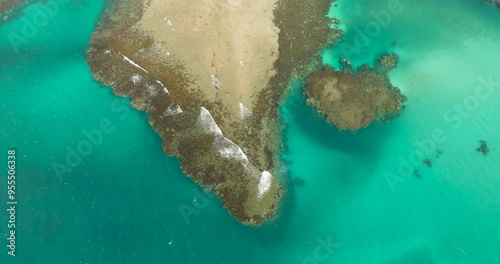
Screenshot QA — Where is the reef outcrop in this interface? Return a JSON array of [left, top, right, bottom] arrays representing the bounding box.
[[376, 53, 399, 71], [476, 140, 489, 155], [304, 56, 405, 131]]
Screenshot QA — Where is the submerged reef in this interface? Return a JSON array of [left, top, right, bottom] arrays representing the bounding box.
[[376, 53, 399, 71], [0, 0, 19, 17], [304, 56, 405, 131], [476, 140, 489, 155], [422, 159, 433, 167], [0, 0, 18, 12], [87, 0, 339, 225]]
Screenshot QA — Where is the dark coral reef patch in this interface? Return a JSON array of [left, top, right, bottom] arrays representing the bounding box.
[[304, 55, 405, 131]]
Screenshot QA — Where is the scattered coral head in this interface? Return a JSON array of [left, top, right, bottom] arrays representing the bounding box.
[[376, 52, 399, 71]]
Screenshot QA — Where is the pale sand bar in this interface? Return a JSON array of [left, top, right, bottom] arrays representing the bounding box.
[[136, 0, 280, 115]]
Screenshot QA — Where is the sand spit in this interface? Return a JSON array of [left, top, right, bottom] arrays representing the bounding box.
[[87, 0, 340, 224]]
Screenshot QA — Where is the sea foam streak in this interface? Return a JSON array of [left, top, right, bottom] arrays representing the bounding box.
[[197, 107, 273, 198]]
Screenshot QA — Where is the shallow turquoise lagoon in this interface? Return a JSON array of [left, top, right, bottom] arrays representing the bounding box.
[[0, 0, 499, 263]]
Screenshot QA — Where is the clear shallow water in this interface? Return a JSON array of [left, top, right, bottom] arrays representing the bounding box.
[[0, 0, 499, 263]]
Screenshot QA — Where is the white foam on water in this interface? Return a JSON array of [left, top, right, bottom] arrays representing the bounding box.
[[197, 107, 273, 198], [211, 75, 223, 89], [197, 107, 223, 136], [121, 53, 149, 73], [242, 162, 261, 177], [131, 74, 142, 85], [258, 171, 272, 198], [238, 102, 252, 119], [215, 137, 249, 162], [155, 80, 169, 94], [164, 105, 183, 116], [146, 85, 158, 96]]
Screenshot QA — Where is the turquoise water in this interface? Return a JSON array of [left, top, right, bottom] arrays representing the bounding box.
[[1, 0, 499, 263]]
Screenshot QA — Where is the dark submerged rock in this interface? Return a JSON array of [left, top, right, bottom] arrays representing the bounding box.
[[422, 159, 433, 167], [414, 169, 421, 178], [476, 140, 489, 155]]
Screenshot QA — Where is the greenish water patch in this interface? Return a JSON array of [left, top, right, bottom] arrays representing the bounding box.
[[1, 0, 499, 263], [296, 0, 500, 262]]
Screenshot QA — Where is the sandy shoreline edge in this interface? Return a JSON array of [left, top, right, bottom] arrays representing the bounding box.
[[87, 0, 340, 225]]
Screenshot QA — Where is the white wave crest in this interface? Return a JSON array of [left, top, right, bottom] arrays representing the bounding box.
[[155, 80, 169, 94], [121, 53, 149, 73], [238, 102, 252, 119], [164, 105, 183, 116], [131, 74, 142, 84], [211, 74, 223, 89], [258, 171, 272, 198], [197, 107, 223, 136], [215, 137, 248, 162]]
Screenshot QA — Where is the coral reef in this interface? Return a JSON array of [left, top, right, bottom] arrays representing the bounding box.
[[0, 0, 20, 19], [304, 56, 405, 131], [376, 52, 399, 71], [0, 0, 18, 13]]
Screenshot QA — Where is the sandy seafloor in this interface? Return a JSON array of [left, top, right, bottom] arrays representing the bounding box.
[[0, 0, 499, 263]]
